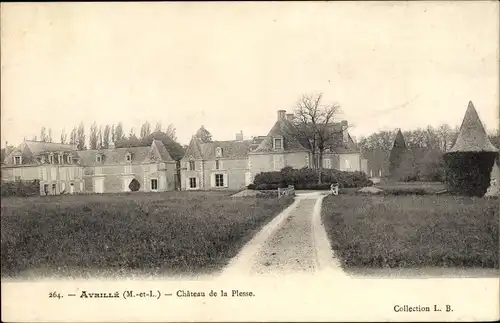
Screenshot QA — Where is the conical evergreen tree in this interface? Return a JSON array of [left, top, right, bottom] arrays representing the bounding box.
[[389, 129, 407, 179], [444, 101, 499, 196]]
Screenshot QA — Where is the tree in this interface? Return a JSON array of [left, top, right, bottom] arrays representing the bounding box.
[[389, 129, 407, 178], [60, 128, 67, 144], [89, 122, 98, 150], [140, 121, 151, 139], [111, 124, 115, 143], [77, 122, 86, 150], [165, 124, 177, 141], [98, 125, 103, 149], [195, 126, 212, 143], [70, 126, 78, 145], [114, 122, 124, 142], [1, 144, 15, 164], [285, 93, 343, 183], [48, 128, 53, 143], [103, 125, 111, 148], [40, 127, 48, 142], [154, 122, 162, 133], [358, 131, 395, 152]]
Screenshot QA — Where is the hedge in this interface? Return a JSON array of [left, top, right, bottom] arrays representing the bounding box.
[[249, 167, 373, 190], [444, 152, 497, 197], [1, 180, 40, 197]]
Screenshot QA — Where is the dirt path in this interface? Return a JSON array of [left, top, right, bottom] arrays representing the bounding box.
[[221, 192, 345, 277]]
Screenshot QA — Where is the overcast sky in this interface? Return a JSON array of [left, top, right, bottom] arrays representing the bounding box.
[[1, 2, 498, 147]]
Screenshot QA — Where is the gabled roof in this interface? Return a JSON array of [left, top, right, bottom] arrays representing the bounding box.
[[3, 140, 78, 166], [24, 140, 78, 154], [448, 101, 498, 153], [183, 136, 204, 160], [151, 140, 174, 161], [252, 119, 309, 153], [329, 133, 360, 154], [200, 140, 252, 159]]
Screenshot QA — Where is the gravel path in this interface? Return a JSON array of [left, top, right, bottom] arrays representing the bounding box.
[[250, 198, 317, 275], [221, 192, 345, 278]]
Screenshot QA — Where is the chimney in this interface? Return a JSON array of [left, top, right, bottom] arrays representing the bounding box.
[[341, 120, 349, 144], [277, 110, 286, 121], [235, 130, 243, 141], [286, 113, 294, 122]]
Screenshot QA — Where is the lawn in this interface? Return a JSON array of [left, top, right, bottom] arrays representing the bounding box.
[[321, 195, 499, 269], [1, 191, 293, 278]]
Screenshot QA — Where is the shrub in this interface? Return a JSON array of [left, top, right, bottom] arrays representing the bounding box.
[[1, 180, 40, 197], [128, 178, 141, 192], [444, 152, 497, 196], [252, 167, 372, 189], [382, 188, 428, 196]]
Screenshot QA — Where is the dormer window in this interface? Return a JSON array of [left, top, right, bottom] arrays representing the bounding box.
[[49, 154, 54, 164], [13, 155, 22, 165], [41, 156, 46, 164], [96, 154, 103, 163], [66, 155, 72, 164], [215, 147, 223, 158], [58, 154, 63, 164], [273, 137, 283, 150], [125, 153, 132, 162]]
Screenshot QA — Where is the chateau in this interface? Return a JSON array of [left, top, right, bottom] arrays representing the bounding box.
[[180, 110, 366, 191], [1, 110, 366, 195], [1, 140, 176, 195]]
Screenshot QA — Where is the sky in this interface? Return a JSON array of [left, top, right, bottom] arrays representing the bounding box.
[[1, 1, 499, 148]]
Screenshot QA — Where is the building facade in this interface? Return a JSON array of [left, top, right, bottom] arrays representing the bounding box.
[[1, 140, 176, 195], [180, 110, 367, 190]]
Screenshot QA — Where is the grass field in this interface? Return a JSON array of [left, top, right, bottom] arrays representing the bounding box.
[[322, 194, 499, 269], [1, 191, 293, 278]]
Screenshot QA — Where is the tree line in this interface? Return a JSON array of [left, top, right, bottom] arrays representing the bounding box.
[[33, 121, 184, 160], [358, 125, 499, 153]]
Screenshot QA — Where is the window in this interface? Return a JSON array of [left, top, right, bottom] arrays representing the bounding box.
[[58, 155, 63, 164], [66, 155, 72, 164], [15, 176, 21, 182], [51, 167, 57, 181], [274, 138, 283, 150], [151, 179, 158, 191], [215, 174, 224, 187], [189, 161, 195, 171], [215, 160, 220, 170], [125, 154, 131, 162], [14, 156, 21, 165], [41, 168, 47, 180], [49, 154, 54, 164], [189, 177, 197, 188], [323, 158, 332, 169], [273, 154, 284, 171], [96, 155, 102, 163], [345, 159, 351, 170]]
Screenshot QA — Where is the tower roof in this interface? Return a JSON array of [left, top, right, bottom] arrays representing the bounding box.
[[448, 101, 498, 153]]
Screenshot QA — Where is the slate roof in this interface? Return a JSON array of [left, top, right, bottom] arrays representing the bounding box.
[[329, 134, 360, 154], [24, 141, 78, 153], [76, 141, 173, 166], [3, 141, 78, 166], [448, 101, 498, 153], [3, 140, 173, 167], [252, 119, 309, 153], [183, 136, 204, 160], [182, 135, 252, 160]]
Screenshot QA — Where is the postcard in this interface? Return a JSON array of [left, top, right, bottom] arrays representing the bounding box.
[[1, 1, 499, 322]]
